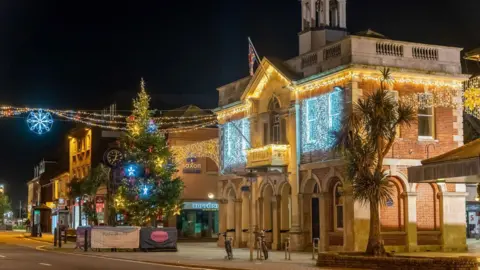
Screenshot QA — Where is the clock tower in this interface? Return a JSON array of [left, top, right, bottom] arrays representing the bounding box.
[[299, 0, 348, 55]]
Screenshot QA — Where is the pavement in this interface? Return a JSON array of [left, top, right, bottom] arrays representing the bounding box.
[[18, 232, 480, 270]]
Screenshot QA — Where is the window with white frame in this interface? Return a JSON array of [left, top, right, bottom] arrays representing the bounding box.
[[306, 99, 317, 143], [418, 93, 434, 138], [329, 90, 342, 130]]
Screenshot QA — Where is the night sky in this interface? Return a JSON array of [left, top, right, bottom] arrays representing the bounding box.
[[0, 0, 479, 209]]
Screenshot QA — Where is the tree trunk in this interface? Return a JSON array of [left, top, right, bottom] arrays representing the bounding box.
[[365, 200, 386, 256]]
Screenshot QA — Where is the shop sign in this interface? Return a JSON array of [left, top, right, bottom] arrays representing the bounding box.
[[58, 198, 65, 206], [96, 196, 105, 204], [183, 201, 218, 211], [183, 157, 201, 174], [467, 203, 480, 212]]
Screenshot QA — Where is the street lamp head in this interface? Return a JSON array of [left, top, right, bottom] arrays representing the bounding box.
[[208, 193, 215, 199]]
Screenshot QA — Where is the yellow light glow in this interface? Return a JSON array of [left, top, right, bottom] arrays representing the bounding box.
[[246, 144, 290, 153], [171, 139, 219, 167]]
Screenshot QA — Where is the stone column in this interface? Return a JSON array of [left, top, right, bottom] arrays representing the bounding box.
[[234, 199, 243, 248], [318, 192, 329, 252], [404, 192, 418, 252], [299, 194, 305, 232], [343, 185, 355, 251], [218, 199, 228, 247], [257, 197, 264, 231], [272, 195, 282, 250], [440, 192, 468, 252], [337, 0, 347, 28]]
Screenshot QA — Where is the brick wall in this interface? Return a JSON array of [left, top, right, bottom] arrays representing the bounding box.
[[416, 183, 440, 231], [317, 253, 478, 270], [380, 178, 405, 232], [358, 81, 459, 161]]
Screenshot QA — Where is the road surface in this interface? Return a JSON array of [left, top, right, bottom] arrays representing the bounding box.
[[0, 232, 204, 270]]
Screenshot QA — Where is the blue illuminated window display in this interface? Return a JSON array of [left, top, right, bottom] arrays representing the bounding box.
[[301, 87, 344, 154], [220, 118, 250, 173]]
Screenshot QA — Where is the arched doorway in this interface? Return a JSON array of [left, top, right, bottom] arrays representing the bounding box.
[[312, 183, 320, 239]]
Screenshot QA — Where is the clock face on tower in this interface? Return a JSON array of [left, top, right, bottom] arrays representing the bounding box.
[[103, 148, 123, 167]]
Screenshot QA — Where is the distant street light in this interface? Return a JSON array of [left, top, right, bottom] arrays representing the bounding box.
[[207, 193, 215, 199]]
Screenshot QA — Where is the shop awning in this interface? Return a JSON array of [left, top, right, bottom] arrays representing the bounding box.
[[407, 139, 480, 183]]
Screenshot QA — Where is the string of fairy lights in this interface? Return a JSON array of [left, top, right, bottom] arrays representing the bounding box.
[[0, 105, 218, 135]]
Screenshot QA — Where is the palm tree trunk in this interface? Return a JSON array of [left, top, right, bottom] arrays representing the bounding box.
[[366, 200, 385, 256]]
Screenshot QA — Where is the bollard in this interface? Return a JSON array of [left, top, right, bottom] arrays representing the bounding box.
[[84, 230, 88, 252], [312, 238, 319, 260], [53, 228, 57, 247], [58, 228, 62, 248], [284, 237, 291, 260]]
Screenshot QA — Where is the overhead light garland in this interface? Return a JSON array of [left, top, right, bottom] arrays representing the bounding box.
[[171, 138, 219, 167]]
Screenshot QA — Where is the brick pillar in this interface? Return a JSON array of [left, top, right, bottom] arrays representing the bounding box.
[[218, 199, 228, 247], [440, 192, 468, 252], [404, 192, 418, 252], [318, 192, 329, 252], [343, 186, 355, 251], [234, 199, 243, 248], [272, 195, 281, 250]]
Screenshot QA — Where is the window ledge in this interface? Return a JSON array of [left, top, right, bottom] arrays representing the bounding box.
[[418, 136, 438, 142]]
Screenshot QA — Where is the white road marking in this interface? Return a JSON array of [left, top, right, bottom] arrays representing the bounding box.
[[0, 255, 5, 258], [39, 263, 52, 266], [36, 246, 215, 269]]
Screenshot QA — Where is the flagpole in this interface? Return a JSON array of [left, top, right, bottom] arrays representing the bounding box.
[[248, 37, 269, 79]]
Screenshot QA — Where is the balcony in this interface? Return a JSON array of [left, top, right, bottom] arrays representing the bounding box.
[[246, 144, 290, 168]]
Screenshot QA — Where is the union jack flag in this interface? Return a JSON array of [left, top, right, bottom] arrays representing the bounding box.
[[249, 41, 256, 76]]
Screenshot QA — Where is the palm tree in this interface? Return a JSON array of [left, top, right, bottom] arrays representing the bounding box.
[[336, 68, 416, 256]]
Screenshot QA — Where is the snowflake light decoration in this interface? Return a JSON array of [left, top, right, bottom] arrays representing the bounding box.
[[26, 109, 54, 135]]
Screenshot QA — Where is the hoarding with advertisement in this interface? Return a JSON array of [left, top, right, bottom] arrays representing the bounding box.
[[91, 226, 140, 249], [139, 227, 177, 250]]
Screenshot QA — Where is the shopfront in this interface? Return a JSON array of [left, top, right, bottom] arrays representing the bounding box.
[[467, 202, 480, 238], [176, 201, 219, 239]]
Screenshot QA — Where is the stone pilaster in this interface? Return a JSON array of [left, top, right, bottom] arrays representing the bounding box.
[[343, 186, 355, 251], [440, 192, 468, 252], [404, 192, 418, 252], [272, 195, 282, 250], [257, 197, 264, 231], [318, 192, 329, 252], [218, 199, 228, 247], [234, 199, 243, 248]]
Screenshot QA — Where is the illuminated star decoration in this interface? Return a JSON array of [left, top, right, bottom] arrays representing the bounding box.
[[127, 166, 136, 177], [26, 109, 54, 135], [142, 185, 149, 195], [147, 119, 157, 133]]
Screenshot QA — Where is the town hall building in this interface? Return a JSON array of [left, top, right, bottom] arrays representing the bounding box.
[[215, 0, 470, 252]]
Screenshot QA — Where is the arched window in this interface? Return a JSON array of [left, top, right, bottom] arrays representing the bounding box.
[[266, 96, 286, 145], [333, 182, 343, 230]]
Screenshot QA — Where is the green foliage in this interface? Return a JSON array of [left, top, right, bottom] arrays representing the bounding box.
[[335, 68, 416, 255], [117, 80, 184, 226], [67, 164, 110, 225]]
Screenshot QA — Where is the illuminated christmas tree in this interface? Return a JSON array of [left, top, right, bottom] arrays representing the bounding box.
[[116, 79, 183, 226]]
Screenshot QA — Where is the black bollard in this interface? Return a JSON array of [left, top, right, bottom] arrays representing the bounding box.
[[84, 230, 88, 252], [58, 228, 62, 248], [53, 228, 57, 247]]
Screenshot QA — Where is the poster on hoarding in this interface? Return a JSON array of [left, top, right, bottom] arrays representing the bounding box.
[[139, 227, 177, 250], [91, 226, 140, 249], [76, 226, 92, 249]]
